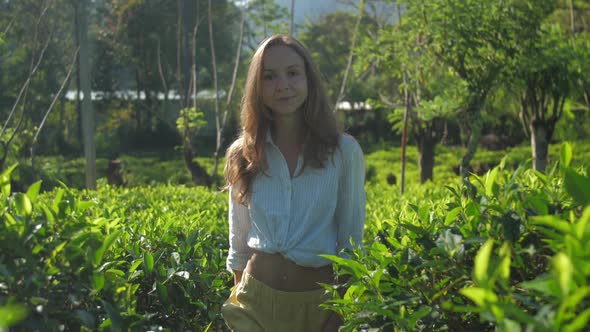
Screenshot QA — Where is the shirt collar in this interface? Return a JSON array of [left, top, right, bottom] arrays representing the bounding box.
[[265, 128, 274, 145]]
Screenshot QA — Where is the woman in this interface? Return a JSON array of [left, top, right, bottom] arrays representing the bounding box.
[[222, 34, 366, 331]]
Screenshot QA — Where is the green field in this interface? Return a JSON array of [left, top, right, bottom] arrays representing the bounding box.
[[1, 142, 589, 331]]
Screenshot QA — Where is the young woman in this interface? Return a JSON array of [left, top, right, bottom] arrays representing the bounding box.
[[222, 34, 366, 331]]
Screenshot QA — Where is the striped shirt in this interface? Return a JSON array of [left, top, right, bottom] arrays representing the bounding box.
[[226, 132, 366, 271]]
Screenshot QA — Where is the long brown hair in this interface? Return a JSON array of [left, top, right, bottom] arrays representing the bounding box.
[[224, 34, 341, 203]]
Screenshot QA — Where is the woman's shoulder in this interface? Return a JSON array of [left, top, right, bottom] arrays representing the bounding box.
[[338, 133, 363, 154]]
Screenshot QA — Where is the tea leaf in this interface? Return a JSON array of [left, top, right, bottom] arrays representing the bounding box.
[[460, 287, 498, 306], [564, 308, 590, 332], [15, 193, 32, 216], [560, 142, 572, 169], [0, 164, 18, 197], [474, 240, 494, 284], [520, 274, 559, 297], [143, 251, 154, 274], [0, 304, 28, 328], [564, 168, 590, 206], [532, 216, 571, 234], [26, 180, 42, 202], [445, 206, 462, 225], [552, 253, 573, 296], [485, 166, 499, 197], [93, 230, 121, 267]]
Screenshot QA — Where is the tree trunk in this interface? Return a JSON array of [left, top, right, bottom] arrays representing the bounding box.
[[78, 0, 96, 189], [177, 0, 211, 186], [530, 121, 549, 173], [74, 1, 83, 148], [418, 135, 435, 183], [183, 138, 212, 186], [460, 104, 483, 186], [211, 3, 246, 187]]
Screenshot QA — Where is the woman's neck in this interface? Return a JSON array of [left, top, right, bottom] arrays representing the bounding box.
[[271, 113, 304, 147]]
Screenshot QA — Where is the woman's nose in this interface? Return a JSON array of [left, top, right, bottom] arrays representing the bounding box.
[[274, 75, 289, 90]]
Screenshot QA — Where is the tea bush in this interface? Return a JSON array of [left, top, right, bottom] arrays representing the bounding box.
[[1, 142, 589, 331], [322, 143, 590, 331], [0, 171, 231, 331]]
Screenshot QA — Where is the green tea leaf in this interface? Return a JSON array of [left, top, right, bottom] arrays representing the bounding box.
[[0, 164, 18, 197], [460, 287, 498, 306], [144, 251, 154, 274], [552, 252, 573, 296], [156, 282, 169, 307], [92, 273, 105, 291], [562, 286, 590, 311], [474, 240, 494, 284], [128, 259, 142, 274], [564, 308, 590, 332], [93, 230, 121, 267], [485, 166, 499, 197], [445, 206, 462, 225], [15, 193, 32, 216], [564, 168, 590, 206], [532, 216, 571, 234], [574, 207, 590, 240], [498, 242, 511, 280], [520, 274, 559, 297], [26, 180, 42, 202], [560, 142, 573, 169], [0, 304, 28, 328]]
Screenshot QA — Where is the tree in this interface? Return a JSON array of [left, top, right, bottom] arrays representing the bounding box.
[[242, 0, 289, 49], [209, 0, 246, 186], [299, 8, 379, 103], [0, 0, 76, 170], [78, 0, 97, 189], [356, 10, 465, 184], [401, 0, 554, 186], [516, 24, 577, 172]]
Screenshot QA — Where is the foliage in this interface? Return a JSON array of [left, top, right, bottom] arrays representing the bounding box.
[[322, 142, 590, 331], [299, 9, 379, 103], [0, 168, 231, 330], [176, 107, 207, 138], [1, 141, 590, 330]]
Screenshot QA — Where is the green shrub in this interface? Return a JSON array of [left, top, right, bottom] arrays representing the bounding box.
[[321, 143, 590, 331]]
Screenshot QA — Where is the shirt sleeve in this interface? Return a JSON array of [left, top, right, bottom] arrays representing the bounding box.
[[335, 135, 367, 257], [226, 184, 253, 272]]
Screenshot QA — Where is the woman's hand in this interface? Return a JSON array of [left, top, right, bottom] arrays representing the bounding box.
[[322, 312, 343, 332]]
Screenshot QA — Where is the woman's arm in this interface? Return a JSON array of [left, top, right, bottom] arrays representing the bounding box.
[[334, 135, 366, 256], [226, 185, 253, 275]]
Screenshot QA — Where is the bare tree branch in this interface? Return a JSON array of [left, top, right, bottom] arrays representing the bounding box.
[[211, 7, 246, 184], [1, 34, 51, 136], [334, 0, 365, 110], [31, 47, 79, 158], [157, 37, 169, 94]]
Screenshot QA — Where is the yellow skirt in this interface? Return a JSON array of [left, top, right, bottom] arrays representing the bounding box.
[[221, 272, 333, 331]]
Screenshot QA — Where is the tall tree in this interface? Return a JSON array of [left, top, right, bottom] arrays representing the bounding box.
[[516, 24, 577, 172], [78, 0, 96, 189], [402, 0, 553, 186], [210, 1, 246, 185]]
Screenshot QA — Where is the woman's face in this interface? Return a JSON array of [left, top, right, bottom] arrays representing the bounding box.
[[260, 45, 308, 116]]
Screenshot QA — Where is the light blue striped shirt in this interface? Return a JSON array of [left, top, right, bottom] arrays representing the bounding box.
[[226, 133, 366, 271]]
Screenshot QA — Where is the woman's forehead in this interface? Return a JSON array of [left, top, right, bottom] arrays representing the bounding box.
[[262, 45, 305, 71]]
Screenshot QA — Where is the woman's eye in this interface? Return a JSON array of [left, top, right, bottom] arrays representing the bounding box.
[[263, 74, 274, 80], [288, 71, 299, 77]]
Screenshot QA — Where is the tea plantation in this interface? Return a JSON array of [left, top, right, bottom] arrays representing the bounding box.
[[1, 143, 589, 331]]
